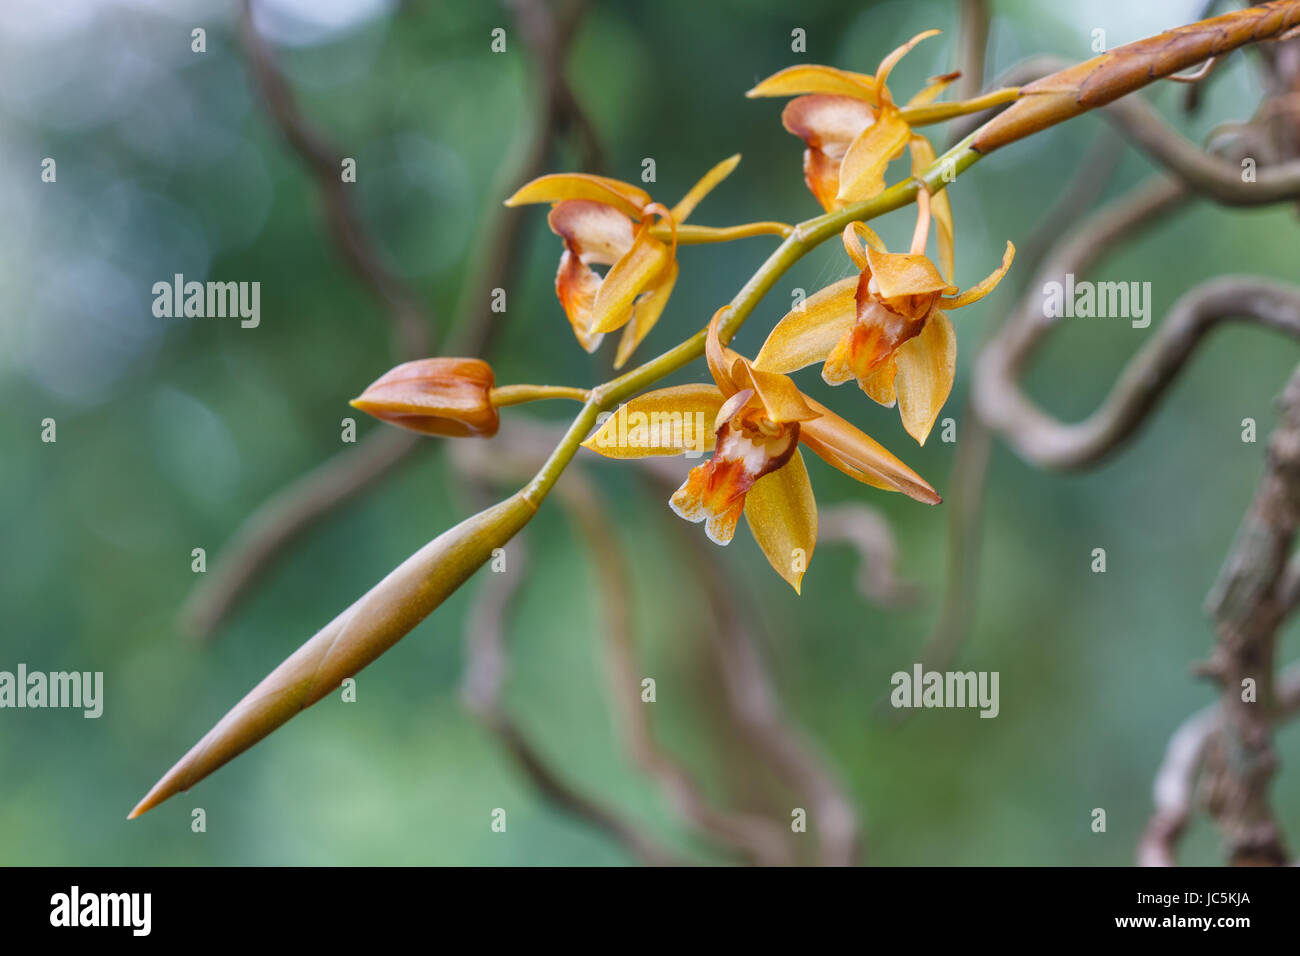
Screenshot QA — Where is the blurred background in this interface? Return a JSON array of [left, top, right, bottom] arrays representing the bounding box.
[[2, 0, 1298, 865]]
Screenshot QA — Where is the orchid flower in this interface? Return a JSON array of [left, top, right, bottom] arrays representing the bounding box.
[[755, 196, 1013, 445], [583, 310, 939, 591], [749, 35, 952, 207], [506, 156, 741, 367]]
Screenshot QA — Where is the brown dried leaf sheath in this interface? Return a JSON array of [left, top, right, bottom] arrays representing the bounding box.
[[973, 0, 1300, 153]]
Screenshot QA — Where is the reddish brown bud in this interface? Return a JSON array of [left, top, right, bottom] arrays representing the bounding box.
[[351, 358, 498, 438]]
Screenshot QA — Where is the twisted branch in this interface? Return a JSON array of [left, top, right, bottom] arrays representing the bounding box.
[[1140, 371, 1300, 865], [817, 504, 919, 610], [1138, 704, 1220, 866], [1197, 364, 1300, 864], [236, 0, 429, 358], [1139, 660, 1300, 866], [971, 175, 1188, 467], [977, 265, 1300, 470]]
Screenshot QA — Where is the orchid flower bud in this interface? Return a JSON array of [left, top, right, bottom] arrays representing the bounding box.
[[351, 358, 499, 438]]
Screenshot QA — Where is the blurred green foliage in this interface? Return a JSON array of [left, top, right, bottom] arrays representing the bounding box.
[[1, 0, 1297, 865]]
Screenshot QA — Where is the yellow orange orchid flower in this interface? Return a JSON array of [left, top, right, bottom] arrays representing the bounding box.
[[505, 156, 740, 367], [754, 197, 1013, 446], [582, 310, 940, 592], [747, 30, 957, 226]]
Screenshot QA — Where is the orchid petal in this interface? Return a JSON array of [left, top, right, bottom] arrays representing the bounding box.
[[874, 29, 942, 103], [820, 297, 910, 400], [714, 388, 755, 431], [555, 245, 606, 352], [705, 308, 744, 394], [781, 95, 877, 155], [614, 259, 678, 369], [754, 276, 858, 374], [907, 70, 962, 108], [799, 397, 941, 504], [857, 355, 899, 407], [802, 147, 842, 212], [671, 154, 740, 223], [671, 453, 763, 546], [505, 173, 650, 219], [782, 95, 880, 209], [848, 220, 889, 254], [820, 327, 857, 387], [841, 224, 871, 271], [747, 65, 878, 102], [865, 245, 955, 299], [591, 230, 672, 335], [581, 384, 724, 458], [745, 449, 818, 593], [549, 200, 637, 349], [841, 220, 887, 272], [894, 310, 956, 445], [732, 362, 819, 424], [547, 199, 636, 264], [940, 241, 1015, 309], [835, 109, 911, 204]]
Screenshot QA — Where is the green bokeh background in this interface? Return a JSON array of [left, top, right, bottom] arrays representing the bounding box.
[[2, 0, 1297, 865]]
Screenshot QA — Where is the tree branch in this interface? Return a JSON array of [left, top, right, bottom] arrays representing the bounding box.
[[956, 0, 990, 104], [977, 270, 1300, 470], [1138, 660, 1300, 866], [817, 504, 919, 610], [237, 0, 430, 358], [1197, 364, 1300, 864], [971, 175, 1191, 469]]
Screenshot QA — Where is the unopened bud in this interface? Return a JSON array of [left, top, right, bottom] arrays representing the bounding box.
[[129, 491, 538, 819], [351, 358, 498, 437]]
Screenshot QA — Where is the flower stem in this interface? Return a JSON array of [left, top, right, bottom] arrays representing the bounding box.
[[899, 86, 1021, 127], [490, 384, 591, 407], [652, 221, 795, 244]]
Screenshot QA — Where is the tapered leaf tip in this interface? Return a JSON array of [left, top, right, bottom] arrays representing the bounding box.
[[127, 776, 177, 820]]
